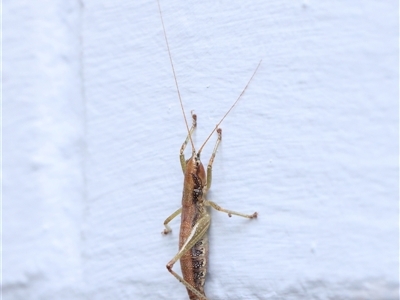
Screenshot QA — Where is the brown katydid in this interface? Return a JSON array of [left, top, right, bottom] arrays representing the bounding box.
[[157, 1, 261, 299]]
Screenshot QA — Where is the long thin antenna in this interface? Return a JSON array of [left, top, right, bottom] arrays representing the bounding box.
[[198, 59, 262, 155], [157, 0, 196, 153]]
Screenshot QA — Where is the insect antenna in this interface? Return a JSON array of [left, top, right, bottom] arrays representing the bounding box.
[[157, 0, 196, 154], [198, 59, 262, 155]]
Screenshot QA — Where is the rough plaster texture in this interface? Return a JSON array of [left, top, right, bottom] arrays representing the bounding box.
[[3, 0, 399, 299]]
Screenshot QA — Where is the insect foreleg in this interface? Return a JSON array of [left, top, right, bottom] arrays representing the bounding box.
[[166, 213, 211, 300], [206, 128, 222, 190], [162, 207, 182, 234], [180, 112, 197, 173]]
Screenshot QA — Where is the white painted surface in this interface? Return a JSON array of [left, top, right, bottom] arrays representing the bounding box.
[[3, 0, 398, 299]]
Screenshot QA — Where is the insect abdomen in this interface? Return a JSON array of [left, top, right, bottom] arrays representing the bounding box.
[[192, 235, 209, 295]]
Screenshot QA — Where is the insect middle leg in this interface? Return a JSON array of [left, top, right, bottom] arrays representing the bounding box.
[[162, 207, 182, 234], [162, 113, 198, 235], [206, 200, 258, 219], [205, 128, 258, 219]]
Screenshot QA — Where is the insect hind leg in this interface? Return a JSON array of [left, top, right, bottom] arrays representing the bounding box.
[[166, 213, 211, 300]]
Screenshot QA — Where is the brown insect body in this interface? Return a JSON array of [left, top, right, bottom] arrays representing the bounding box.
[[180, 155, 208, 299], [163, 117, 257, 300], [157, 1, 260, 299]]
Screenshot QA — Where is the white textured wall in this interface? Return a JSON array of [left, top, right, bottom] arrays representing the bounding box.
[[3, 0, 398, 299]]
